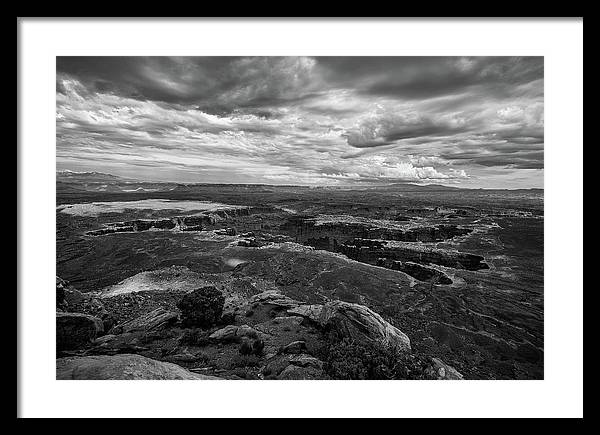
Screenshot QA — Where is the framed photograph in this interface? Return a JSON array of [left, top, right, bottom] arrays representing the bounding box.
[[17, 18, 583, 418]]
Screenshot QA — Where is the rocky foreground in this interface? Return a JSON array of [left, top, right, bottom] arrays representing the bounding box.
[[56, 276, 462, 380]]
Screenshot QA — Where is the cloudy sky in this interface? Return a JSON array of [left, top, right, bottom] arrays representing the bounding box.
[[56, 56, 543, 188]]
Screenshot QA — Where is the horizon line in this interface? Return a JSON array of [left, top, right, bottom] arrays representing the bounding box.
[[56, 170, 544, 191]]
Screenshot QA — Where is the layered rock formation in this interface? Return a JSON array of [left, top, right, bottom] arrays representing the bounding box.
[[86, 207, 253, 236], [342, 239, 488, 271], [284, 215, 472, 246], [109, 307, 179, 334], [279, 215, 487, 285], [376, 258, 453, 284], [286, 299, 411, 352]]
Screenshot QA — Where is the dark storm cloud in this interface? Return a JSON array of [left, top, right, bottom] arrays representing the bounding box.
[[441, 149, 544, 169], [57, 56, 322, 112], [56, 56, 544, 188], [57, 56, 543, 108], [58, 57, 235, 103], [342, 112, 470, 148], [316, 56, 543, 99]]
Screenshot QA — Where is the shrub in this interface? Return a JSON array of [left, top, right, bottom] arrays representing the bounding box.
[[238, 337, 264, 356], [56, 286, 65, 308], [193, 351, 211, 366], [176, 286, 225, 328], [317, 334, 430, 380], [252, 338, 265, 356], [239, 339, 253, 355]]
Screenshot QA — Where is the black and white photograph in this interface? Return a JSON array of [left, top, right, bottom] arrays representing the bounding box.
[[18, 18, 583, 418], [54, 55, 545, 381]]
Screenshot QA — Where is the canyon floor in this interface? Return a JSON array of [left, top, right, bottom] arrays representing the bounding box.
[[56, 172, 544, 380]]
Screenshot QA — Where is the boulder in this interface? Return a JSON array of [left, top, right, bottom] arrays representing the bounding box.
[[209, 324, 260, 341], [425, 358, 464, 380], [56, 354, 220, 380], [290, 301, 411, 352], [261, 353, 326, 380], [272, 316, 304, 327], [87, 332, 151, 355], [93, 334, 117, 345], [250, 291, 411, 353], [57, 312, 104, 351], [248, 291, 299, 309], [111, 307, 178, 334], [209, 325, 238, 341]]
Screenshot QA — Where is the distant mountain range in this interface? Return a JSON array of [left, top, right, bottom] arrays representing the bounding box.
[[377, 183, 542, 192], [56, 170, 543, 192], [57, 170, 135, 183]]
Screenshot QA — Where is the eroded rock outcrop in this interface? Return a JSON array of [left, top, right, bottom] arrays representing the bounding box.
[[85, 207, 255, 236], [242, 291, 411, 352], [109, 307, 179, 334], [376, 258, 453, 284], [285, 215, 472, 246], [287, 300, 412, 352], [248, 290, 300, 309], [209, 324, 260, 341], [279, 216, 486, 284], [340, 239, 488, 273]]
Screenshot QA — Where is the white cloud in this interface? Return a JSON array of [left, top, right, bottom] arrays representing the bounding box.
[[56, 57, 543, 187]]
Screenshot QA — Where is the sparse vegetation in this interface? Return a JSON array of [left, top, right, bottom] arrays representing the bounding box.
[[317, 333, 430, 380], [231, 367, 256, 379], [178, 328, 211, 347], [218, 312, 236, 325], [229, 353, 261, 368], [238, 337, 265, 356]]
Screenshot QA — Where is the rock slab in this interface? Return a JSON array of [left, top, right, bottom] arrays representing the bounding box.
[[289, 300, 411, 352], [56, 354, 221, 380], [111, 307, 178, 334]]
